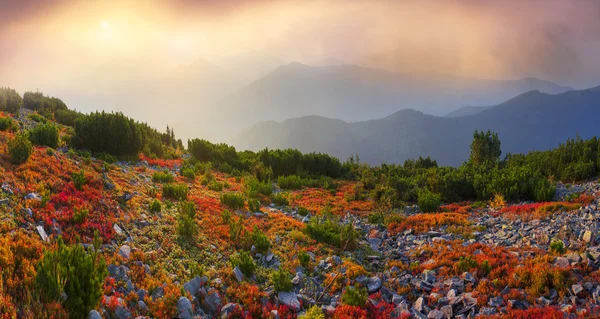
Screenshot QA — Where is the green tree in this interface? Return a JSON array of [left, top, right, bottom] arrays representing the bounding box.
[[0, 87, 22, 114], [8, 133, 33, 164], [469, 130, 501, 167], [35, 232, 107, 319], [28, 123, 59, 148]]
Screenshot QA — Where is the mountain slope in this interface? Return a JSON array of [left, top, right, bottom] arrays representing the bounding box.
[[212, 63, 571, 139], [233, 86, 600, 166], [445, 105, 492, 117]]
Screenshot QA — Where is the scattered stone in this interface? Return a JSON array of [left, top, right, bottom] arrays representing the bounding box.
[[36, 225, 49, 242], [119, 245, 131, 259], [278, 292, 300, 312]]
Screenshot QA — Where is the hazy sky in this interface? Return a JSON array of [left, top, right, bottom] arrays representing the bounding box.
[[1, 0, 600, 90]]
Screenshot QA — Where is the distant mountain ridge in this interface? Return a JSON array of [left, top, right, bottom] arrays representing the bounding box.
[[208, 62, 571, 141], [232, 86, 600, 166]]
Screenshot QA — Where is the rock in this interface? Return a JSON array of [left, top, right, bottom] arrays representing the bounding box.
[[0, 198, 9, 205], [177, 297, 193, 319], [118, 245, 131, 259], [137, 300, 149, 314], [36, 225, 49, 242], [488, 296, 504, 307], [479, 307, 497, 316], [583, 230, 594, 243], [572, 284, 584, 296], [113, 224, 125, 236], [233, 267, 244, 282], [292, 272, 303, 286], [203, 290, 222, 314], [462, 272, 476, 284], [184, 276, 206, 297], [88, 310, 102, 319], [428, 309, 445, 319], [278, 291, 300, 312], [355, 275, 368, 286], [441, 305, 453, 318], [368, 238, 382, 250], [221, 303, 239, 318], [413, 297, 425, 312], [24, 193, 42, 201], [554, 257, 570, 268], [367, 276, 383, 293], [114, 306, 131, 319]]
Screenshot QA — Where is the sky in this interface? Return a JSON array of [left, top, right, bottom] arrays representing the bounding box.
[[1, 0, 600, 140]]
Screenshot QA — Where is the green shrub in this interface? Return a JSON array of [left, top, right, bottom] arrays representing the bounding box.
[[244, 177, 272, 198], [0, 87, 22, 114], [297, 206, 309, 216], [72, 170, 87, 191], [418, 190, 441, 213], [181, 167, 195, 180], [248, 198, 261, 212], [152, 171, 174, 183], [305, 216, 358, 250], [72, 208, 89, 224], [229, 216, 245, 244], [251, 227, 270, 254], [367, 212, 386, 225], [149, 199, 161, 213], [270, 193, 289, 206], [270, 267, 292, 292], [298, 251, 310, 268], [55, 109, 82, 126], [221, 209, 233, 224], [162, 183, 188, 200], [277, 175, 306, 190], [28, 113, 47, 123], [550, 240, 566, 254], [230, 251, 255, 277], [28, 123, 59, 148], [45, 148, 54, 156], [341, 286, 367, 307], [177, 201, 197, 242], [298, 306, 325, 319], [0, 117, 15, 131], [220, 192, 245, 210], [8, 133, 33, 164], [208, 180, 224, 192], [35, 232, 107, 319]]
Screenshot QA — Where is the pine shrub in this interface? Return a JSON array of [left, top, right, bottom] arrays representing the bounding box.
[[8, 133, 33, 164]]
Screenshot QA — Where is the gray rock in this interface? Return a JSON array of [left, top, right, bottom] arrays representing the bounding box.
[[233, 267, 244, 282], [137, 300, 149, 314], [355, 275, 368, 286], [572, 284, 584, 296], [203, 290, 222, 314], [488, 296, 504, 307], [114, 306, 131, 319], [36, 225, 49, 242], [583, 230, 594, 243], [367, 276, 382, 293], [119, 245, 131, 259], [428, 309, 445, 319], [413, 296, 425, 312], [184, 276, 205, 297], [177, 297, 193, 319], [462, 272, 476, 284], [278, 291, 300, 312], [24, 193, 42, 201], [88, 310, 102, 319], [113, 224, 125, 236], [0, 198, 9, 205], [221, 303, 239, 318], [441, 305, 453, 318], [554, 257, 570, 268]]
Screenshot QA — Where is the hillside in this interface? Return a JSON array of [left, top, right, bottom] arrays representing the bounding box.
[[2, 89, 600, 318], [234, 86, 600, 166], [210, 63, 571, 140], [445, 105, 492, 117]]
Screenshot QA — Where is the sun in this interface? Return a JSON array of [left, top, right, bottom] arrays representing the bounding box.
[[100, 21, 109, 29]]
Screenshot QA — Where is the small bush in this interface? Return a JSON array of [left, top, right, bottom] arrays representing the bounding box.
[[270, 193, 289, 206], [152, 171, 174, 183], [55, 109, 81, 126], [221, 209, 233, 224], [229, 216, 245, 245], [490, 194, 506, 209], [0, 87, 22, 113], [221, 192, 245, 210], [8, 133, 33, 164], [72, 170, 87, 191], [177, 201, 197, 242], [149, 199, 161, 213], [181, 167, 195, 180], [305, 216, 358, 250], [230, 251, 256, 277], [72, 208, 89, 224], [0, 117, 15, 131], [550, 240, 566, 254], [244, 177, 272, 198], [28, 123, 59, 148], [298, 251, 310, 268], [248, 198, 261, 212], [28, 113, 47, 123], [45, 148, 54, 156], [418, 190, 441, 213], [270, 267, 293, 292], [297, 206, 309, 216], [208, 180, 224, 192], [367, 212, 386, 225], [341, 286, 367, 307], [162, 183, 188, 200], [299, 306, 325, 319], [251, 227, 270, 254]]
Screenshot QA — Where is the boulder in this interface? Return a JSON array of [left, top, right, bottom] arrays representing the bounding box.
[[278, 291, 300, 312], [119, 245, 131, 259]]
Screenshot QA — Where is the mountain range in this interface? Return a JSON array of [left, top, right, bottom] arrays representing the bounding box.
[[232, 85, 600, 166]]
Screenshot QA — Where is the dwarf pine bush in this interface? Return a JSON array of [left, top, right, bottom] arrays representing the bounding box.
[[8, 133, 33, 164]]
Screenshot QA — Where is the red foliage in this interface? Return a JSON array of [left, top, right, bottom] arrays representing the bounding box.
[[139, 154, 182, 169]]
